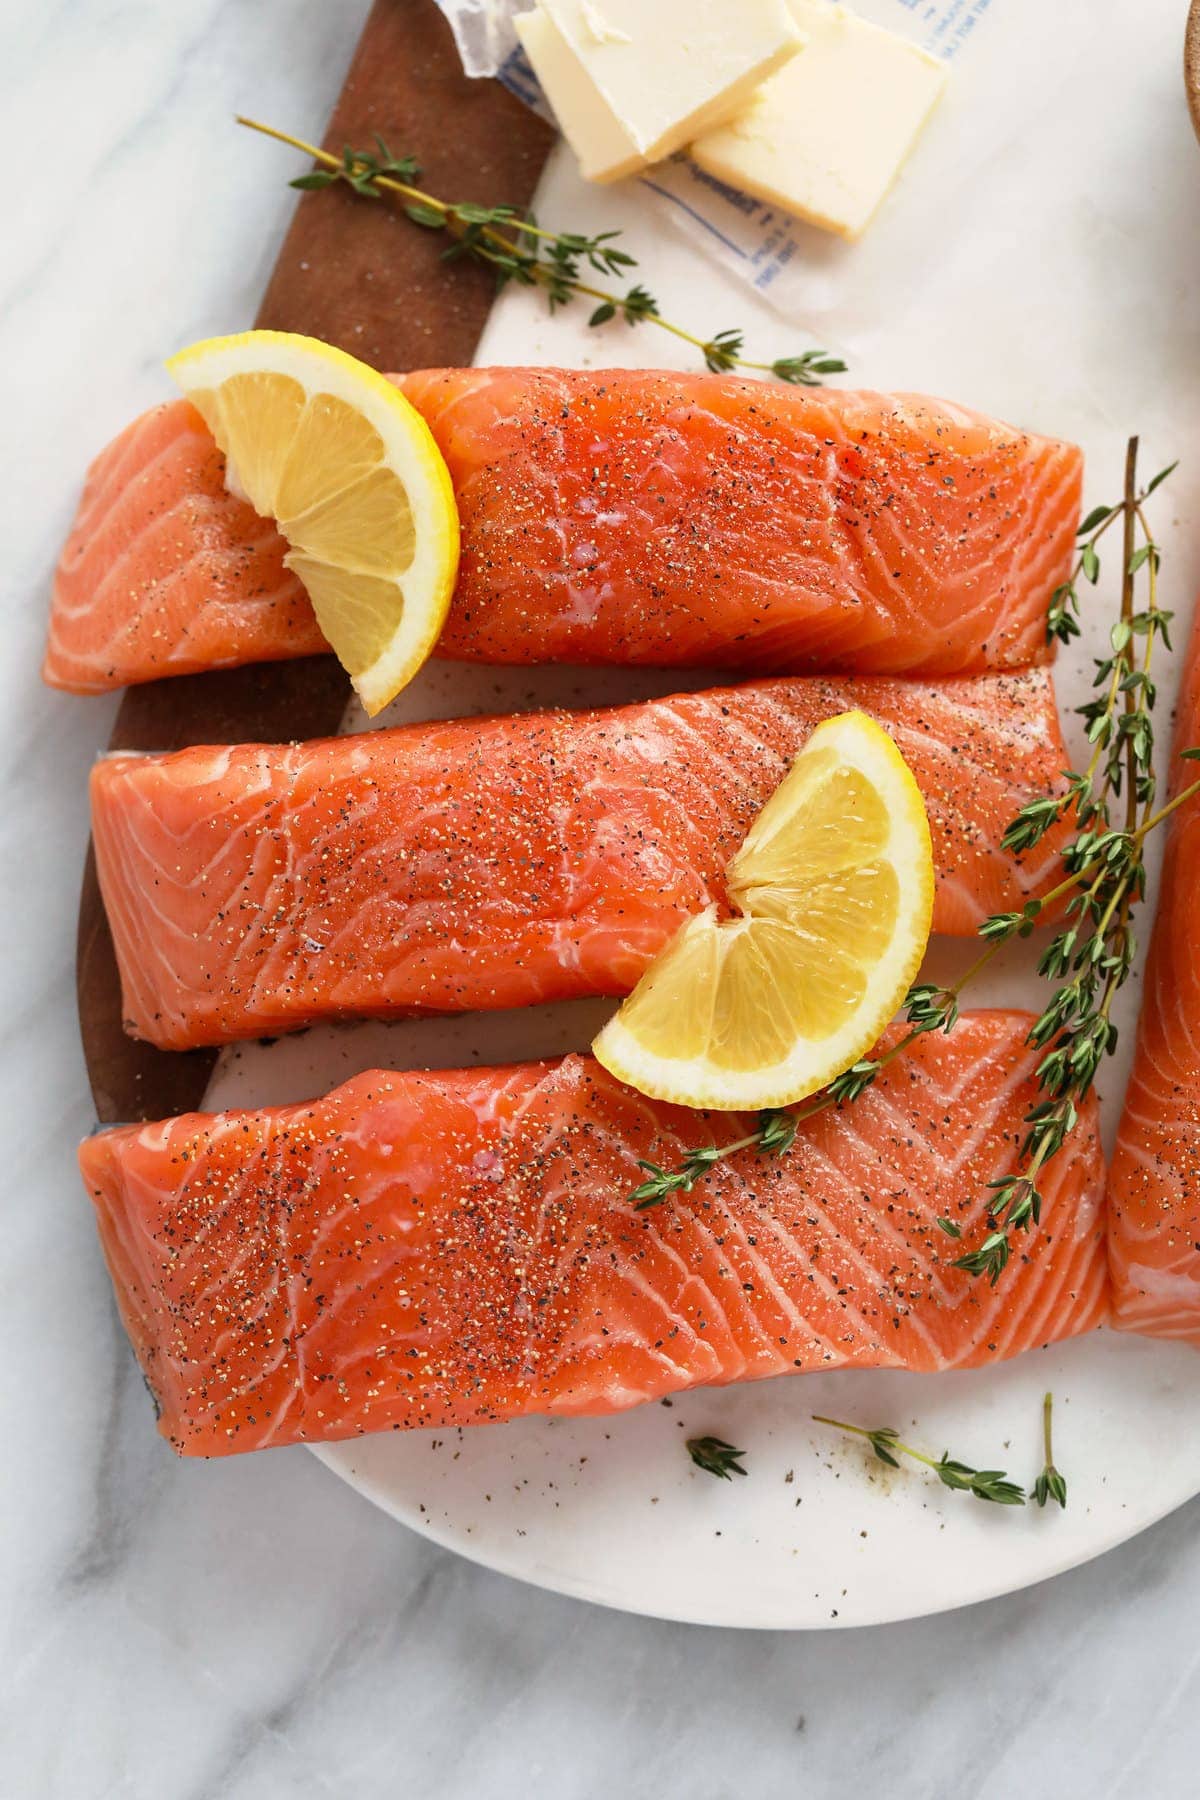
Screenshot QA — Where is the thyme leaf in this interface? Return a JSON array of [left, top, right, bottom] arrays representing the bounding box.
[[687, 1436, 748, 1480]]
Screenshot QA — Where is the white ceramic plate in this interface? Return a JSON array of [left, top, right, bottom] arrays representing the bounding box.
[[206, 0, 1200, 1626], [308, 1336, 1200, 1629], [206, 897, 1200, 1629]]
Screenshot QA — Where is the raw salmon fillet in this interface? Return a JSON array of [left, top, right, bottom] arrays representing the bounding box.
[[43, 372, 1083, 693], [1109, 620, 1200, 1344], [91, 670, 1073, 1050], [43, 401, 326, 693], [79, 1013, 1109, 1456]]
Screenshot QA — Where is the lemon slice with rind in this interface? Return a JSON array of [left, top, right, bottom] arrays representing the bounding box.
[[166, 330, 458, 716], [592, 710, 934, 1111]]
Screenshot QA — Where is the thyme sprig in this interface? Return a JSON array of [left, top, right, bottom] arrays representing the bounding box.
[[626, 932, 1013, 1212], [237, 116, 846, 387], [944, 439, 1190, 1280], [812, 1415, 1026, 1506], [687, 1436, 748, 1480], [626, 442, 1199, 1286], [692, 1396, 1067, 1503], [630, 1111, 797, 1209], [1033, 1391, 1067, 1509]]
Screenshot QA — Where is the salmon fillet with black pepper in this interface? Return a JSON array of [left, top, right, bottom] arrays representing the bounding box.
[[1109, 615, 1200, 1344], [79, 1012, 1109, 1456], [43, 370, 1083, 693], [91, 669, 1073, 1050]]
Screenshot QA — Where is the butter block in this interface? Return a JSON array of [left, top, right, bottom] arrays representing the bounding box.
[[515, 8, 646, 182], [691, 0, 948, 239], [518, 0, 803, 184]]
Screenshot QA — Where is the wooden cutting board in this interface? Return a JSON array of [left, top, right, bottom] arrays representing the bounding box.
[[76, 0, 554, 1124]]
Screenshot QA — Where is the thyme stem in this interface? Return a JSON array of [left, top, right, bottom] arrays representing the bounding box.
[[812, 1415, 1026, 1506], [237, 114, 846, 386], [1120, 438, 1141, 833], [1033, 1391, 1068, 1508], [1136, 774, 1200, 839]]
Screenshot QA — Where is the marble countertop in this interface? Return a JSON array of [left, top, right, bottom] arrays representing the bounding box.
[[4, 2, 1200, 1794]]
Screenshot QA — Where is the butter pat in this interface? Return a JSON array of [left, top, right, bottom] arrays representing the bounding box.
[[691, 0, 948, 239], [516, 0, 803, 183], [515, 9, 647, 181]]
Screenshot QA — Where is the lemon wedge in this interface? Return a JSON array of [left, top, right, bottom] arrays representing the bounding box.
[[167, 330, 459, 716], [592, 711, 934, 1111]]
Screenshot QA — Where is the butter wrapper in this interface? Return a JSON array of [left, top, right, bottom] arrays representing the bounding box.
[[431, 0, 1001, 317]]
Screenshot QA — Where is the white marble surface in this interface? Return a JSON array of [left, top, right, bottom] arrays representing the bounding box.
[[4, 0, 1200, 1793]]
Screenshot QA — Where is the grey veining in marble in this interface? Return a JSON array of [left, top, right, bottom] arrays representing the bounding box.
[[3, 2, 1200, 1796]]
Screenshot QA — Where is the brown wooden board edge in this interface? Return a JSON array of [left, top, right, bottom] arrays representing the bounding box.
[[76, 0, 554, 1123]]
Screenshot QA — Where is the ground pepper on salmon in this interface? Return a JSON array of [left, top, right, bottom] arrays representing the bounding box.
[[43, 369, 1083, 693], [79, 1013, 1109, 1457], [89, 670, 1075, 1050]]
